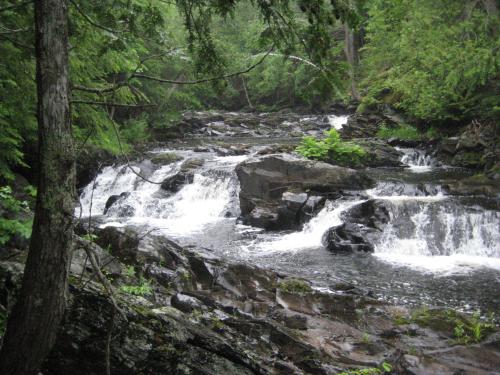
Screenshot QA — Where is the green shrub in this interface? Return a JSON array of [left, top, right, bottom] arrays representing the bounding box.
[[120, 278, 153, 297], [338, 362, 392, 375], [0, 186, 32, 245], [296, 129, 366, 165], [377, 124, 421, 141]]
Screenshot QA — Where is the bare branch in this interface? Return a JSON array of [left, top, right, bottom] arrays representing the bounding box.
[[69, 0, 125, 34], [131, 45, 274, 85], [71, 100, 156, 108], [71, 83, 127, 94]]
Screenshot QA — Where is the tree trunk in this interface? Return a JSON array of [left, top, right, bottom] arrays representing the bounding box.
[[0, 1, 74, 374], [344, 23, 362, 101]]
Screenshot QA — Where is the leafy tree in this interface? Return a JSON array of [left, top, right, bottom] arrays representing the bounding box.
[[0, 1, 356, 374], [360, 0, 499, 123]]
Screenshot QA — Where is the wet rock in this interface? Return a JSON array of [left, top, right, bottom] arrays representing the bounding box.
[[246, 206, 280, 230], [439, 137, 459, 155], [323, 200, 390, 253], [150, 152, 182, 165], [283, 314, 308, 330], [443, 174, 500, 197], [339, 112, 400, 139], [355, 139, 405, 168], [103, 192, 130, 215], [171, 293, 205, 313], [276, 192, 309, 229], [160, 158, 204, 192], [322, 223, 375, 253], [236, 154, 373, 229], [342, 199, 390, 230], [160, 171, 194, 192]]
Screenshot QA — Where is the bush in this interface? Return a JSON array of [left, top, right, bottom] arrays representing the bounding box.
[[296, 129, 366, 165], [0, 186, 33, 245], [377, 124, 421, 141]]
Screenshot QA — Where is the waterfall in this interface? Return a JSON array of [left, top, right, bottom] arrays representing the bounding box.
[[397, 147, 437, 173], [79, 152, 243, 237], [254, 200, 364, 253], [373, 199, 500, 273], [328, 115, 349, 130]]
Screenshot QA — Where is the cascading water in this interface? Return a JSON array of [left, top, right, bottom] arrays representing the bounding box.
[[397, 147, 438, 173], [79, 151, 243, 239], [78, 125, 500, 311], [328, 114, 349, 130]]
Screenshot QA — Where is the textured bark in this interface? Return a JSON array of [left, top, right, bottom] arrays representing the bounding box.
[[0, 1, 75, 374], [343, 23, 363, 101]]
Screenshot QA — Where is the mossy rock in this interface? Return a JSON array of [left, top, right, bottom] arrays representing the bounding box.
[[150, 152, 182, 165], [451, 151, 484, 169], [278, 278, 312, 295]]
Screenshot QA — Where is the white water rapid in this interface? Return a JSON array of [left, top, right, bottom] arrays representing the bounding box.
[[78, 138, 500, 311]]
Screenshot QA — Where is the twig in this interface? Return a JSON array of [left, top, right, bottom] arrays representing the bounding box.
[[105, 309, 116, 375], [75, 237, 127, 320], [79, 164, 101, 283], [69, 0, 125, 34], [71, 100, 156, 108], [110, 120, 165, 185]]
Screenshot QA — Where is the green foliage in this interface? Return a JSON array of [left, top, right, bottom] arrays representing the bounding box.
[[453, 311, 495, 344], [296, 129, 366, 165], [0, 186, 32, 245], [278, 278, 312, 295], [124, 265, 136, 278], [360, 0, 499, 123], [338, 362, 392, 375], [411, 307, 495, 344], [120, 277, 153, 297], [377, 124, 421, 141], [0, 0, 356, 177]]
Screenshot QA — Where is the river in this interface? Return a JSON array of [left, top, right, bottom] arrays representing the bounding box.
[[78, 113, 500, 314]]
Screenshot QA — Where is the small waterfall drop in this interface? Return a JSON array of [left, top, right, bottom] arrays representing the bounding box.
[[254, 199, 364, 253], [397, 147, 437, 173], [79, 151, 243, 237], [328, 115, 349, 130]]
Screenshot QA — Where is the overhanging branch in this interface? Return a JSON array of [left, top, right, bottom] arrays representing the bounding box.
[[71, 100, 156, 108], [131, 45, 274, 85]]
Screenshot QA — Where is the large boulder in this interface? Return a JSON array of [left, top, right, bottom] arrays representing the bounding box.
[[103, 192, 131, 215], [355, 139, 404, 168], [160, 158, 204, 192], [322, 222, 375, 253], [236, 154, 373, 230], [323, 199, 390, 253]]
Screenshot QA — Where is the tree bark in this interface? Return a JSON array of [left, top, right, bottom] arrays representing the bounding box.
[[344, 23, 362, 101], [0, 0, 75, 374]]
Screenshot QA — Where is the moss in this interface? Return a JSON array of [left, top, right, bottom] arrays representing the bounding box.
[[278, 278, 312, 295], [462, 173, 493, 185], [410, 307, 496, 343], [150, 152, 182, 165]]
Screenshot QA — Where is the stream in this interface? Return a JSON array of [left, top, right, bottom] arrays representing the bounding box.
[[79, 114, 500, 314]]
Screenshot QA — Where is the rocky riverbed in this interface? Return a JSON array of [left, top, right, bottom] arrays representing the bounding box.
[[1, 109, 499, 374]]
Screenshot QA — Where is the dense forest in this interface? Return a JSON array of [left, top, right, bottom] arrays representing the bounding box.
[[1, 0, 498, 182], [0, 1, 499, 374]]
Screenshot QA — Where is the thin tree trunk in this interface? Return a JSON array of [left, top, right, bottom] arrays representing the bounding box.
[[344, 23, 361, 101], [241, 76, 253, 109], [0, 0, 74, 374]]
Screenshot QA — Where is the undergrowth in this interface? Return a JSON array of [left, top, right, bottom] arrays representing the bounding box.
[[296, 128, 366, 165]]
